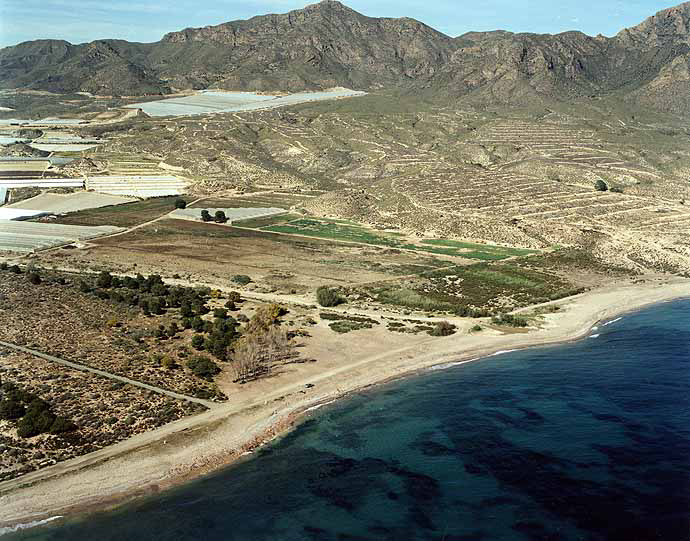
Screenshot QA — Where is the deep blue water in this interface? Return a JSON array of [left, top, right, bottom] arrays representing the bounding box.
[[5, 300, 690, 541]]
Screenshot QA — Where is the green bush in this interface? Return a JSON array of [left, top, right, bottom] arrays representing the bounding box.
[[96, 271, 113, 288], [49, 416, 77, 435], [429, 321, 456, 337], [492, 313, 529, 328], [201, 210, 212, 222], [192, 334, 205, 350], [17, 400, 56, 438], [0, 398, 26, 420], [316, 286, 343, 307], [175, 198, 187, 209], [594, 179, 608, 192], [187, 356, 220, 381], [27, 272, 41, 285], [232, 275, 252, 286], [214, 210, 228, 224]]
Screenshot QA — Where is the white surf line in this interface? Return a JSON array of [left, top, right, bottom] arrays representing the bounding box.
[[304, 399, 338, 413], [430, 349, 519, 372], [602, 317, 622, 326], [0, 516, 63, 536], [589, 334, 600, 339]]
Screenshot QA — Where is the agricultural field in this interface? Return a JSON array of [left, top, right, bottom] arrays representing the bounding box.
[[0, 220, 122, 253], [50, 196, 180, 227], [125, 89, 366, 117], [34, 219, 454, 294], [6, 192, 136, 214], [248, 216, 537, 261]]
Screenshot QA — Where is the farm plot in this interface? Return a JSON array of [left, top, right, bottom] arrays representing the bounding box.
[[255, 217, 535, 260], [51, 196, 180, 227], [191, 192, 316, 210], [126, 89, 366, 117], [0, 221, 122, 252], [6, 191, 137, 214], [59, 220, 452, 292], [171, 207, 287, 224], [85, 175, 189, 197]]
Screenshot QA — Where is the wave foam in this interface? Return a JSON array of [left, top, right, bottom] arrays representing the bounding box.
[[0, 516, 63, 536], [589, 334, 600, 339], [603, 317, 622, 327]]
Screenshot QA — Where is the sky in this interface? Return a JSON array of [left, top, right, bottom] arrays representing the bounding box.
[[0, 0, 681, 48]]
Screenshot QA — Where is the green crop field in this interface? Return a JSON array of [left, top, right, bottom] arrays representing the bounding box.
[[255, 217, 538, 261]]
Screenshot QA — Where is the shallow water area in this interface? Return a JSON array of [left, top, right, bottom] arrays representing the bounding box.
[[5, 300, 690, 540]]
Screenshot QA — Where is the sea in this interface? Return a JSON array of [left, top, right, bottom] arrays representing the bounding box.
[[4, 299, 689, 540]]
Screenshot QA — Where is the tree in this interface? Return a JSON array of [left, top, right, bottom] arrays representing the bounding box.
[[316, 286, 343, 307], [149, 297, 165, 315], [27, 272, 41, 285], [594, 179, 608, 192], [227, 291, 242, 303], [213, 308, 228, 320], [187, 355, 220, 381], [0, 398, 25, 420], [191, 316, 205, 332], [96, 271, 113, 288], [175, 198, 187, 209], [214, 210, 228, 224], [201, 210, 212, 222], [192, 335, 205, 350]]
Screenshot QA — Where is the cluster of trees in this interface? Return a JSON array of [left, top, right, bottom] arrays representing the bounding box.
[[189, 312, 239, 362], [201, 210, 228, 224], [491, 313, 529, 328], [84, 271, 211, 318], [187, 355, 221, 381], [0, 381, 75, 439], [231, 304, 292, 383], [453, 305, 491, 318], [429, 321, 457, 336]]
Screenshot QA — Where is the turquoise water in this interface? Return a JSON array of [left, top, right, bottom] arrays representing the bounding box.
[[5, 300, 690, 540]]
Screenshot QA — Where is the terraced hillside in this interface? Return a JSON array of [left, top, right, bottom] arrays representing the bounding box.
[[87, 95, 690, 274]]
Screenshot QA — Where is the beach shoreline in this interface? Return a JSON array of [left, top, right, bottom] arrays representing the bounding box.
[[1, 276, 689, 532]]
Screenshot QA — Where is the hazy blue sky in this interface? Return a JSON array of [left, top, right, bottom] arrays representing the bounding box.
[[0, 0, 680, 48]]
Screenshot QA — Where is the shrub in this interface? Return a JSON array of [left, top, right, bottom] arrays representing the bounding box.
[[214, 308, 228, 320], [17, 399, 56, 438], [471, 324, 483, 332], [187, 356, 220, 381], [227, 291, 242, 303], [49, 416, 76, 435], [492, 313, 529, 328], [96, 271, 113, 288], [231, 275, 252, 286], [224, 300, 236, 311], [191, 316, 205, 332], [201, 210, 212, 222], [429, 321, 456, 337], [161, 356, 177, 370], [0, 262, 7, 270], [316, 286, 343, 307], [0, 398, 26, 420], [192, 335, 205, 350], [9, 265, 21, 274], [175, 198, 187, 209], [610, 186, 624, 193], [26, 272, 41, 285], [594, 179, 608, 192], [214, 210, 228, 224]]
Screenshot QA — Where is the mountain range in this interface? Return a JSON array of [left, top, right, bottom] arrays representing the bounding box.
[[1, 0, 689, 113]]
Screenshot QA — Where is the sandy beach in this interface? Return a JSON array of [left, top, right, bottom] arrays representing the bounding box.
[[1, 276, 689, 530]]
